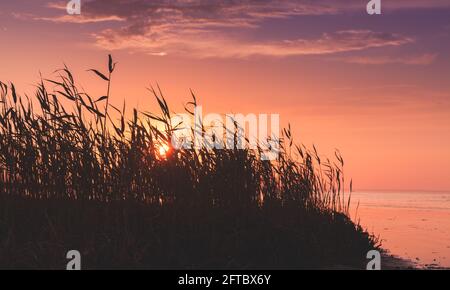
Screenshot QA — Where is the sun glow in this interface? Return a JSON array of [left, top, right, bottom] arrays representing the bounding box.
[[157, 143, 170, 158]]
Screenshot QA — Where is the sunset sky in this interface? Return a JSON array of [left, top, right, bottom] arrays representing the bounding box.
[[1, 0, 450, 191]]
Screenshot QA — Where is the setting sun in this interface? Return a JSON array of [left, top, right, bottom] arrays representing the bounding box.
[[157, 143, 170, 158]]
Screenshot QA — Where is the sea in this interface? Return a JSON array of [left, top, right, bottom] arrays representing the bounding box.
[[350, 191, 450, 268]]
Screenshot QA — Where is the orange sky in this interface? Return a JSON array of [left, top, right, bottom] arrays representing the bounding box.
[[1, 0, 450, 191]]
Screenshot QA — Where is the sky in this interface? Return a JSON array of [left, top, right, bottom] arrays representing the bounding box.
[[0, 0, 450, 191]]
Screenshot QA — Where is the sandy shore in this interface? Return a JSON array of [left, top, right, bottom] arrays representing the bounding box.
[[327, 254, 416, 270], [375, 253, 448, 270], [382, 254, 416, 270]]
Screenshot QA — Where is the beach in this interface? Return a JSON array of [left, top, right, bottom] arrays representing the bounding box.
[[351, 191, 450, 269]]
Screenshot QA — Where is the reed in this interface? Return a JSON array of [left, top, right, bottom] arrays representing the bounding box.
[[0, 56, 379, 269]]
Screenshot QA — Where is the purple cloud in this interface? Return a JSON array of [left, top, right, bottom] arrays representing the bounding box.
[[93, 28, 414, 58], [338, 53, 438, 65], [34, 0, 432, 57]]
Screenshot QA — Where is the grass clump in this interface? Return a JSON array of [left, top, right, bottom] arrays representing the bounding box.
[[0, 56, 379, 269]]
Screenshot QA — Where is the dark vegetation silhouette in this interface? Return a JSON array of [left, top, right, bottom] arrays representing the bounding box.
[[0, 56, 379, 269]]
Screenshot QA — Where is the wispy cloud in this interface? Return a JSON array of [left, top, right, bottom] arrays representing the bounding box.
[[93, 29, 414, 58], [338, 53, 438, 65], [32, 0, 420, 57], [44, 0, 450, 25], [44, 0, 338, 27], [36, 14, 125, 23]]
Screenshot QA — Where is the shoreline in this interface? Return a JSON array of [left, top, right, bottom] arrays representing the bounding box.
[[382, 254, 416, 270]]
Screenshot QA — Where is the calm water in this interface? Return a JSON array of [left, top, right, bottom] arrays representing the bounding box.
[[350, 191, 450, 268]]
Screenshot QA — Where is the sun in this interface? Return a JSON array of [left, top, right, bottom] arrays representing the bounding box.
[[156, 143, 170, 158]]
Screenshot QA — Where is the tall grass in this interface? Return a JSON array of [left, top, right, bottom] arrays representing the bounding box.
[[0, 56, 378, 269]]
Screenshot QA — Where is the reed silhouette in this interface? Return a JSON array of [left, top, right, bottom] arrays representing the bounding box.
[[0, 56, 379, 269]]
